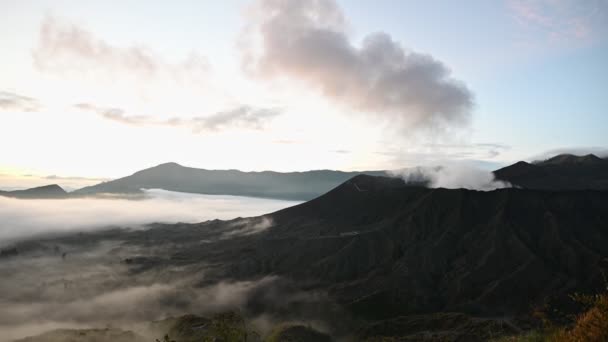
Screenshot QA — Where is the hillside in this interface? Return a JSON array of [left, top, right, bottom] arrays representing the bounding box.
[[70, 153, 608, 202], [494, 153, 608, 190], [0, 184, 68, 199], [73, 162, 386, 200], [236, 175, 608, 317], [6, 174, 608, 340], [117, 174, 608, 326]]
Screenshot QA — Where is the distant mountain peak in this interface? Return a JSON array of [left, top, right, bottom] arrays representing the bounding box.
[[538, 153, 603, 166], [494, 153, 608, 191], [155, 162, 183, 168], [73, 163, 387, 200], [493, 160, 538, 180], [33, 184, 66, 192], [508, 160, 537, 171], [513, 160, 532, 166], [0, 184, 67, 199], [14, 184, 67, 194]]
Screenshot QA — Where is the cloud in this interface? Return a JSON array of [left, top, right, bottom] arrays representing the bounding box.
[[508, 0, 608, 42], [241, 0, 473, 135], [75, 103, 282, 132], [391, 161, 511, 191], [0, 236, 328, 340], [0, 237, 330, 340], [0, 189, 298, 244], [75, 103, 152, 125], [422, 142, 511, 160], [222, 216, 274, 238], [0, 91, 41, 112], [0, 277, 278, 325], [44, 175, 109, 182], [100, 109, 150, 125], [33, 15, 209, 85], [175, 106, 282, 132], [0, 236, 282, 340], [272, 139, 300, 145]]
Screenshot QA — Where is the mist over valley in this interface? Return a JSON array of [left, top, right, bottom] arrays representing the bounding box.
[[2, 0, 608, 340]]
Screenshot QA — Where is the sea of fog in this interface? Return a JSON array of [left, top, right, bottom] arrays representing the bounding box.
[[0, 190, 309, 341], [0, 189, 301, 244]]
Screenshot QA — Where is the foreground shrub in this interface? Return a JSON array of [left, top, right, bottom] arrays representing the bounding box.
[[553, 290, 608, 342]]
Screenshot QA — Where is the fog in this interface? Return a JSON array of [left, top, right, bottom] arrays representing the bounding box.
[[0, 190, 319, 341], [392, 162, 511, 191], [222, 216, 275, 239], [0, 189, 299, 244], [0, 237, 289, 340], [0, 194, 326, 342]]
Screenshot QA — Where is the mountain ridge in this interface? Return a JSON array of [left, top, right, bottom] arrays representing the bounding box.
[[5, 152, 608, 201], [535, 153, 605, 166], [494, 153, 608, 191], [5, 173, 608, 340], [73, 162, 387, 200], [0, 184, 68, 199], [144, 174, 608, 321]]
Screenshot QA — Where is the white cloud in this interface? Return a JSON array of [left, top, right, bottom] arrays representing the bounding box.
[[33, 15, 209, 86], [241, 0, 473, 135], [508, 0, 608, 43], [391, 161, 511, 191], [0, 91, 40, 112], [75, 103, 282, 132], [0, 189, 299, 243]]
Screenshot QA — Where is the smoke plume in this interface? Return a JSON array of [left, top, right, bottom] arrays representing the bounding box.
[[392, 162, 511, 191]]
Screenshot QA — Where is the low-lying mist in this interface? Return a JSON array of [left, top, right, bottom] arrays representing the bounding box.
[[391, 162, 511, 191], [0, 239, 298, 340], [0, 190, 322, 341], [0, 189, 300, 244], [0, 227, 333, 340]]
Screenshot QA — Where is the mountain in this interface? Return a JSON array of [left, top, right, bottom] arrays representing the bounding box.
[[73, 162, 386, 200], [494, 153, 608, 190], [538, 153, 604, 166], [73, 153, 608, 201], [243, 175, 608, 316], [7, 174, 608, 340], [0, 184, 68, 199], [127, 174, 608, 321]]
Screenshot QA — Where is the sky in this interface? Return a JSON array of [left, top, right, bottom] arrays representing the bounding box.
[[1, 0, 607, 188]]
